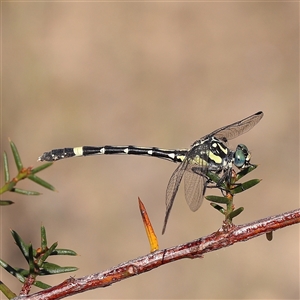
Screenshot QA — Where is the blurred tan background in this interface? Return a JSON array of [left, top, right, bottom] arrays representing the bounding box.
[[1, 2, 299, 299]]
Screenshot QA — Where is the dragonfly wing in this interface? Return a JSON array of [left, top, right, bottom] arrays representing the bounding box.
[[207, 111, 263, 142], [184, 165, 207, 212], [162, 159, 189, 234]]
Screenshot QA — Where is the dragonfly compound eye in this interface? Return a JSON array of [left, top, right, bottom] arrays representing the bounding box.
[[234, 144, 250, 168]]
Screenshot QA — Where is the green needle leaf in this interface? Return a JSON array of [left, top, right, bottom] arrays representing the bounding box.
[[31, 163, 53, 174], [52, 249, 78, 256], [9, 139, 23, 171], [13, 188, 41, 196], [28, 244, 36, 274], [0, 200, 14, 205], [0, 258, 17, 275], [236, 165, 257, 181], [11, 230, 29, 262], [228, 207, 244, 220], [15, 268, 30, 277], [206, 195, 230, 204], [34, 280, 52, 290], [3, 151, 10, 182], [38, 242, 58, 266], [41, 226, 48, 250], [40, 262, 78, 275], [0, 280, 17, 299], [231, 179, 261, 194], [0, 258, 26, 282], [206, 172, 222, 185], [210, 203, 225, 214], [28, 174, 56, 191]]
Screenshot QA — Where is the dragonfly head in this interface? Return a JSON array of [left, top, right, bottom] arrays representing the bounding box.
[[233, 144, 251, 168]]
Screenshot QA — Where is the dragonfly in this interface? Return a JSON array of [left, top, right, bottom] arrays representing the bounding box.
[[38, 111, 263, 233]]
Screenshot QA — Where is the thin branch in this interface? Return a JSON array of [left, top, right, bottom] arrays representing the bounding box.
[[13, 208, 300, 300]]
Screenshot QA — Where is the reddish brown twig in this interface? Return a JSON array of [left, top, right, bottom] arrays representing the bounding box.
[[13, 208, 300, 300]]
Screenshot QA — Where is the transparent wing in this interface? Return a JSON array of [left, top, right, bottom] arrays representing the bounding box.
[[184, 164, 207, 212], [205, 111, 264, 142], [162, 144, 209, 233], [162, 159, 189, 234], [183, 144, 209, 212]]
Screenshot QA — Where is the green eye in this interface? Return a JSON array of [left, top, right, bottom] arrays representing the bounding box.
[[234, 144, 249, 168]]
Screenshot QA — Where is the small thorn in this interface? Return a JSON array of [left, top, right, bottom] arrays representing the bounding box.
[[138, 197, 159, 252]]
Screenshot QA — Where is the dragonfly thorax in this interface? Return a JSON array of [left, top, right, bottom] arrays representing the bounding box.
[[189, 136, 232, 173]]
